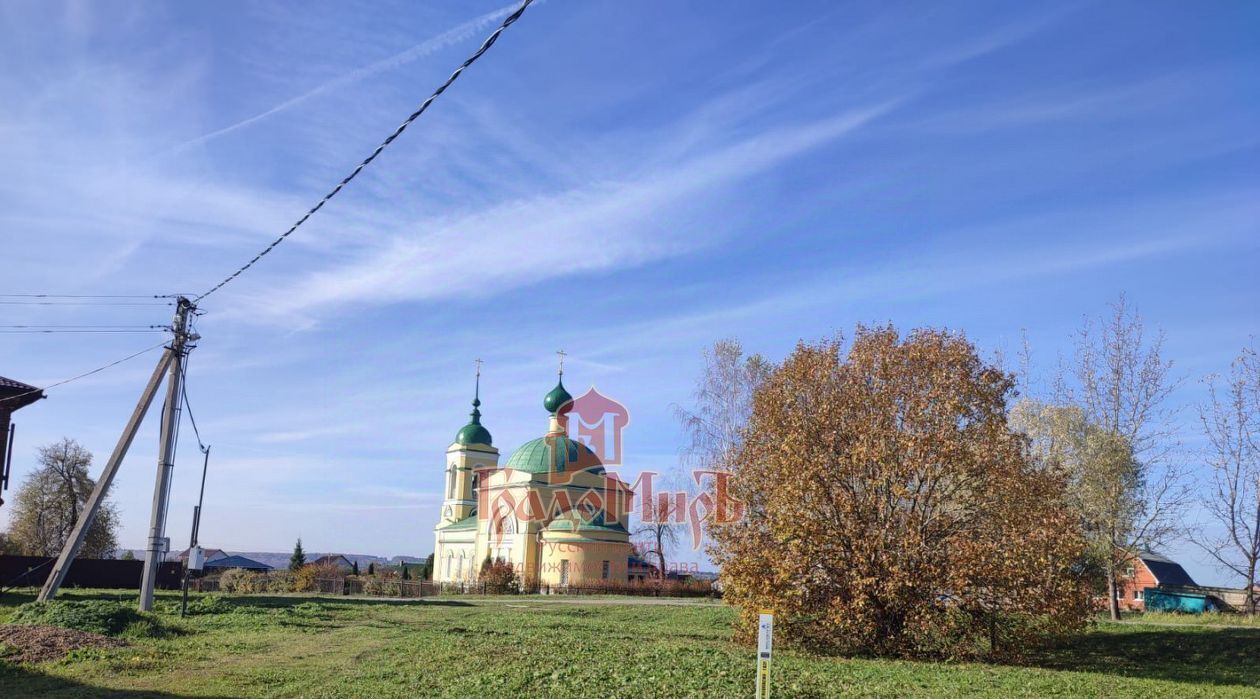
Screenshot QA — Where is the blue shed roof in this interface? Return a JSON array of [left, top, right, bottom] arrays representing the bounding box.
[[1139, 552, 1197, 587], [204, 555, 273, 571]]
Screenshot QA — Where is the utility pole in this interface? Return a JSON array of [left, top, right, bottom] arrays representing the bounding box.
[[39, 347, 175, 601], [39, 296, 198, 607], [139, 296, 195, 612]]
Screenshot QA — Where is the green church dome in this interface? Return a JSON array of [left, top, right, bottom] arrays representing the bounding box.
[[455, 396, 492, 446], [503, 435, 603, 474], [543, 378, 573, 414]]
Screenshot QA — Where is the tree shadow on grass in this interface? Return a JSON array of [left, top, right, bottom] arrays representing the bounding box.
[[0, 662, 235, 698], [1027, 624, 1260, 689], [2, 590, 475, 612], [212, 595, 473, 611]]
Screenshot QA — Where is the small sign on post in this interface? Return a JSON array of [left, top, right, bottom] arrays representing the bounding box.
[[755, 609, 774, 699]]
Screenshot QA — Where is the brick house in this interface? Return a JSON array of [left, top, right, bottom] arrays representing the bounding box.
[[1116, 552, 1198, 611]]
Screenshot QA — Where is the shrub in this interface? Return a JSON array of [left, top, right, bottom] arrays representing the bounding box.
[[264, 570, 296, 593], [294, 562, 345, 592], [218, 568, 269, 593], [479, 558, 520, 594], [364, 570, 400, 596], [711, 329, 1092, 660], [10, 600, 162, 637]]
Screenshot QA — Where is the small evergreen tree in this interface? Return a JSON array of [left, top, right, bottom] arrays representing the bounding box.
[[351, 560, 360, 576], [401, 563, 410, 580], [422, 553, 434, 581], [289, 538, 306, 572], [367, 562, 376, 576], [120, 549, 136, 561]]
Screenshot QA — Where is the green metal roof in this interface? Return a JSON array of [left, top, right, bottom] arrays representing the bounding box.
[[442, 512, 479, 531], [544, 518, 628, 534], [455, 396, 492, 446], [503, 435, 603, 474], [455, 420, 493, 446]]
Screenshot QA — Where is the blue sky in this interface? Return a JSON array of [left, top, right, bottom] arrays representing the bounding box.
[[1, 1, 1257, 584]]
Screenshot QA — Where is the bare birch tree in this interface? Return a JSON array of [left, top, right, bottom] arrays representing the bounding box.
[[675, 339, 772, 474], [1197, 344, 1259, 613], [673, 339, 773, 545], [1069, 295, 1189, 619]]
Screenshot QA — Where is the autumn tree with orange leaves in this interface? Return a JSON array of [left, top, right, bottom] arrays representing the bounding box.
[[710, 327, 1092, 659]]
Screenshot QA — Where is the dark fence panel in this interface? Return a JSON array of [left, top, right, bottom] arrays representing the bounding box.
[[0, 555, 183, 591]]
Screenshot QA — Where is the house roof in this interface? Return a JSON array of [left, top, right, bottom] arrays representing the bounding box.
[[628, 554, 658, 569], [204, 555, 272, 571], [0, 376, 43, 408], [0, 376, 38, 391], [1139, 552, 1197, 587], [312, 554, 353, 566], [176, 547, 226, 561]]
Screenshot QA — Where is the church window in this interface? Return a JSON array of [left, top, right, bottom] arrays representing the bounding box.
[[560, 560, 570, 585]]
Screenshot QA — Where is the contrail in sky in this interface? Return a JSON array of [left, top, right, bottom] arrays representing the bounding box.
[[159, 3, 521, 156]]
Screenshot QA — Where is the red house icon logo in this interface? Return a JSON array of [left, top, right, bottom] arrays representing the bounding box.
[[561, 387, 630, 467]]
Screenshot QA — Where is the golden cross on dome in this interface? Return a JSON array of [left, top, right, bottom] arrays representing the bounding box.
[[556, 349, 566, 376]]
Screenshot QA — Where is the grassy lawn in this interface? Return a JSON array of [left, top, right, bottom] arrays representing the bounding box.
[[1118, 610, 1260, 627], [1, 589, 1257, 698]]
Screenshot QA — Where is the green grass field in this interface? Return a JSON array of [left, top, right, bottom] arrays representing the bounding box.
[[1, 590, 1258, 697]]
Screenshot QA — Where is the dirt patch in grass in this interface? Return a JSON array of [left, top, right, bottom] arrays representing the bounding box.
[[0, 624, 127, 664]]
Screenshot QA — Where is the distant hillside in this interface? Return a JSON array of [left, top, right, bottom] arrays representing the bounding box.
[[227, 552, 428, 569], [116, 549, 430, 567]]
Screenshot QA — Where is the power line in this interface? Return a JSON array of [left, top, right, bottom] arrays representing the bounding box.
[[0, 332, 167, 337], [0, 325, 168, 330], [0, 300, 174, 307], [194, 0, 536, 303], [0, 341, 169, 406], [0, 294, 180, 299]]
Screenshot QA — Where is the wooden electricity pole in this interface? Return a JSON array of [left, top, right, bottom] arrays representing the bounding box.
[[39, 297, 197, 610]]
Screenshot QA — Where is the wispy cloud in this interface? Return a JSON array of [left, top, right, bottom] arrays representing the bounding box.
[[242, 103, 896, 323], [155, 3, 522, 157]]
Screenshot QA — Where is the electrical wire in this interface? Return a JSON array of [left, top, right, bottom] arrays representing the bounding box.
[[179, 352, 207, 454], [0, 294, 180, 299], [194, 0, 536, 303], [0, 325, 168, 330], [0, 300, 173, 307], [0, 341, 169, 406], [0, 330, 169, 334]]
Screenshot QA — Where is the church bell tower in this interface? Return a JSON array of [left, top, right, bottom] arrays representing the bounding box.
[[440, 362, 499, 524]]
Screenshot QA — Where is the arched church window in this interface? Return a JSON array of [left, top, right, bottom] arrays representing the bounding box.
[[447, 466, 456, 499]]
